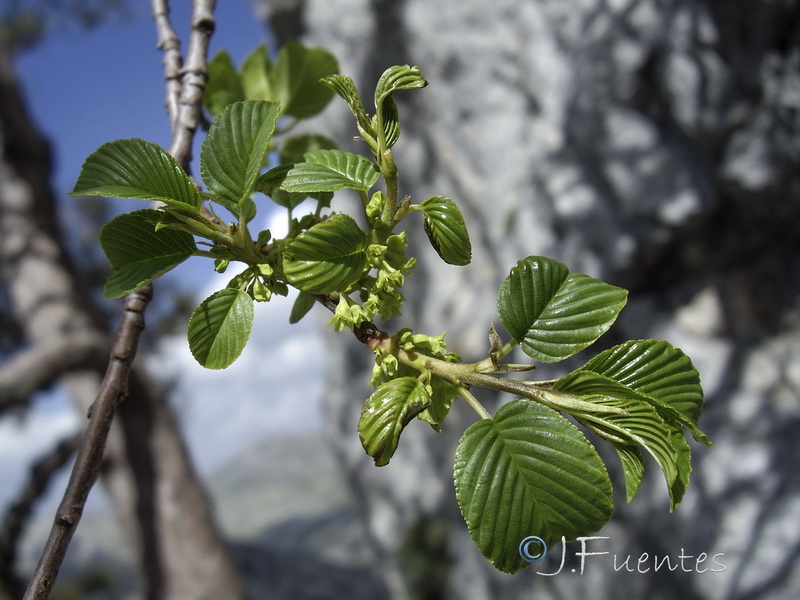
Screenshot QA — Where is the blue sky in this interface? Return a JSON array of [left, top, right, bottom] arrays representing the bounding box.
[[16, 2, 268, 192], [2, 3, 329, 512]]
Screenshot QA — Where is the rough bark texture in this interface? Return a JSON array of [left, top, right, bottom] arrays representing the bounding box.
[[257, 0, 800, 598], [0, 31, 244, 599]]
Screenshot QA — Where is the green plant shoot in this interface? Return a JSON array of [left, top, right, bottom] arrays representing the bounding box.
[[70, 42, 711, 574]]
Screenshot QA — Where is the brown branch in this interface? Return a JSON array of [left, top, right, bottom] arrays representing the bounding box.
[[22, 286, 153, 600], [0, 434, 81, 600], [21, 4, 228, 598], [0, 332, 110, 412], [166, 0, 216, 170]]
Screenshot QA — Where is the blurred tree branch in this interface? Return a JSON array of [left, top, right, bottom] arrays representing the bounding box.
[[0, 434, 80, 600], [0, 1, 244, 598], [0, 332, 109, 412]]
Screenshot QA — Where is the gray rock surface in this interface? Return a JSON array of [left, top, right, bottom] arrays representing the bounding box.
[[256, 0, 800, 598]]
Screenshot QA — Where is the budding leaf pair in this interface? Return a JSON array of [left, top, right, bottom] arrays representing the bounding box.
[[71, 101, 283, 369]]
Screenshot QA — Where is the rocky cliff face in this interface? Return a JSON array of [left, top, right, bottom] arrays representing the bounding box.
[[256, 1, 800, 598]]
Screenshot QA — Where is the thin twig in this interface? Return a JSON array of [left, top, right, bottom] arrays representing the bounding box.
[[151, 0, 183, 131], [167, 0, 216, 169], [23, 3, 219, 597], [22, 286, 153, 600]]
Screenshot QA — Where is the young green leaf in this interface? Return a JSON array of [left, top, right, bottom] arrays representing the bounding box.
[[99, 209, 196, 299], [553, 338, 710, 510], [205, 50, 246, 116], [419, 196, 472, 266], [575, 339, 709, 444], [668, 428, 693, 511], [70, 139, 201, 210], [359, 377, 431, 466], [200, 100, 280, 208], [613, 443, 645, 503], [374, 65, 428, 149], [417, 375, 461, 432], [269, 41, 338, 119], [497, 256, 628, 363], [454, 400, 613, 573], [320, 74, 373, 136], [374, 65, 429, 103], [283, 213, 368, 294], [377, 97, 400, 149], [554, 373, 679, 495], [289, 291, 317, 324], [240, 44, 273, 102], [279, 134, 338, 165], [187, 288, 254, 369], [280, 149, 380, 193]]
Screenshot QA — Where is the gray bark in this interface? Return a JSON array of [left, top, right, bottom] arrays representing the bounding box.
[[257, 0, 800, 598]]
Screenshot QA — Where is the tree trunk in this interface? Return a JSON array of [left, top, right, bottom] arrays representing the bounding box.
[[0, 32, 244, 600], [257, 0, 800, 598]]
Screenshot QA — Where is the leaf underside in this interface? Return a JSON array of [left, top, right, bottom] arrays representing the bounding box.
[[99, 209, 196, 299]]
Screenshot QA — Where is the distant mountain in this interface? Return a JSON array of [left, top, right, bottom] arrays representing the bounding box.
[[20, 430, 387, 599]]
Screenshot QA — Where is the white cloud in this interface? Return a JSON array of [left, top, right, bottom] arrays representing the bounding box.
[[0, 390, 81, 511], [0, 205, 334, 511], [146, 287, 329, 474]]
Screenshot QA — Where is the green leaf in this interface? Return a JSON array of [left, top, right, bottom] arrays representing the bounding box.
[[497, 256, 628, 363], [454, 400, 613, 574], [240, 44, 273, 102], [187, 288, 254, 369], [320, 74, 373, 135], [576, 340, 708, 443], [374, 65, 428, 148], [669, 428, 693, 511], [375, 97, 400, 149], [419, 196, 472, 266], [280, 149, 380, 193], [289, 291, 317, 324], [613, 443, 645, 503], [417, 375, 460, 432], [70, 139, 201, 210], [554, 372, 679, 497], [553, 339, 710, 510], [359, 377, 431, 466], [279, 134, 338, 165], [205, 50, 245, 116], [255, 164, 292, 196], [271, 190, 310, 211], [374, 65, 429, 102], [99, 209, 196, 299], [270, 41, 338, 119], [200, 100, 280, 207], [283, 214, 368, 294]]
